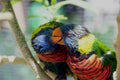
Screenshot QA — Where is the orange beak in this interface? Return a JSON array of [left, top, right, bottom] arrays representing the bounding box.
[[52, 27, 65, 45]]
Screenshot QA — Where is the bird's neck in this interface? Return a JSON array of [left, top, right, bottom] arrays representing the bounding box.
[[78, 34, 95, 55]]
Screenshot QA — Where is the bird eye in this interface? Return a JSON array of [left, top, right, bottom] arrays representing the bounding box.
[[66, 33, 71, 37]]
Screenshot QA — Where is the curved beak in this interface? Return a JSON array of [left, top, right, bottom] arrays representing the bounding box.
[[52, 27, 65, 45]]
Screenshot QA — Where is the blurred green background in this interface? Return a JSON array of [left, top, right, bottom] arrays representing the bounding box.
[[0, 0, 119, 80]]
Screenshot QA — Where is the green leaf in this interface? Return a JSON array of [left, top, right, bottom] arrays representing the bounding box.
[[53, 15, 68, 21], [51, 0, 57, 5], [28, 2, 53, 30], [35, 0, 49, 6]]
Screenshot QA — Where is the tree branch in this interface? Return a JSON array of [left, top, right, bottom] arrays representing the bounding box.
[[1, 0, 52, 80], [49, 0, 99, 15], [0, 12, 13, 21], [0, 55, 26, 65], [114, 12, 120, 80], [0, 55, 56, 80]]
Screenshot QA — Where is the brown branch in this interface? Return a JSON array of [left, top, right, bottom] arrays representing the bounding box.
[[0, 55, 56, 80], [114, 12, 120, 80], [12, 1, 26, 32], [1, 0, 52, 80], [0, 12, 13, 21]]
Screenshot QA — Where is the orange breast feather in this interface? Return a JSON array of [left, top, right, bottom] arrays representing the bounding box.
[[38, 46, 69, 63], [67, 54, 112, 80]]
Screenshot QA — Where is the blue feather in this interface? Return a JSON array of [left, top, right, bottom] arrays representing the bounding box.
[[32, 28, 58, 53]]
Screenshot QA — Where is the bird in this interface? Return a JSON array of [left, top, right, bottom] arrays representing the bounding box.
[[52, 24, 117, 80], [31, 21, 71, 80]]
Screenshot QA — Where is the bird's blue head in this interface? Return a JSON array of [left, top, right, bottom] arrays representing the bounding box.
[[31, 28, 58, 54]]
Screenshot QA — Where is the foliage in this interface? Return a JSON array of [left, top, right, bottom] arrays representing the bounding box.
[[28, 2, 53, 30], [27, 0, 99, 31]]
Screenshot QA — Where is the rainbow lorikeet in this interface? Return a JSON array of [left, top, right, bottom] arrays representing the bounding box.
[[52, 24, 117, 80], [31, 21, 71, 80]]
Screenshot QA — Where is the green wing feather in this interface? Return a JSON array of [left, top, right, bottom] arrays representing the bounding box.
[[91, 38, 112, 57], [77, 34, 116, 72], [96, 39, 116, 71], [92, 36, 116, 72]]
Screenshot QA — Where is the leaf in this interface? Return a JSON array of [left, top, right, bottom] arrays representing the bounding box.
[[35, 0, 49, 6], [28, 2, 53, 30], [51, 0, 57, 5]]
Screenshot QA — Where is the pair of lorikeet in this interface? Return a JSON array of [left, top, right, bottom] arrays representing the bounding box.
[[31, 21, 116, 80]]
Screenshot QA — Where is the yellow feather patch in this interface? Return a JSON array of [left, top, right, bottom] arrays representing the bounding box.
[[78, 34, 95, 54]]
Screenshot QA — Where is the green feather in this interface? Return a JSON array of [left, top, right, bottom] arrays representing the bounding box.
[[31, 21, 63, 39], [91, 38, 112, 57], [77, 33, 116, 72], [97, 40, 116, 71]]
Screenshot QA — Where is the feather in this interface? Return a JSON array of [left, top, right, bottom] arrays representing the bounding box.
[[59, 24, 116, 80], [31, 22, 73, 80]]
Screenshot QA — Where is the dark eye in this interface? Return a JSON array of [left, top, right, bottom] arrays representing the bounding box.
[[66, 33, 71, 37]]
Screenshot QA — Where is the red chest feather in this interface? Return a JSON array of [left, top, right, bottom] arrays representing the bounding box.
[[38, 46, 69, 63], [67, 54, 112, 80]]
